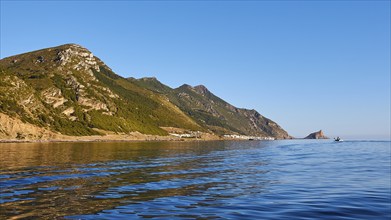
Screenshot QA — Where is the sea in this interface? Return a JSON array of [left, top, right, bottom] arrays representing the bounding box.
[[0, 140, 390, 219]]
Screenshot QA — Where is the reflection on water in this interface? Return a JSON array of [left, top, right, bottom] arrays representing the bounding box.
[[0, 140, 390, 219]]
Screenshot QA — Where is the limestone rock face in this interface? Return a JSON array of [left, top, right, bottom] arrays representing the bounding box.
[[55, 44, 100, 73], [42, 87, 67, 108], [304, 130, 329, 139]]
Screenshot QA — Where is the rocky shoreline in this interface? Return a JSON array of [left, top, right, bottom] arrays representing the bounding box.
[[0, 134, 223, 144]]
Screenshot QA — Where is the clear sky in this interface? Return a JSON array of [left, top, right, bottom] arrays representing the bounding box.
[[1, 1, 390, 139]]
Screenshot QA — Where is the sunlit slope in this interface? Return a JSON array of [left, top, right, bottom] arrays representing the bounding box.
[[0, 44, 200, 136]]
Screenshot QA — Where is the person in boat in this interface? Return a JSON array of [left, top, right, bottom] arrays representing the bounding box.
[[335, 137, 340, 141]]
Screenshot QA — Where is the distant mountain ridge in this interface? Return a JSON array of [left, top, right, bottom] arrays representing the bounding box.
[[129, 77, 290, 138], [0, 44, 290, 140]]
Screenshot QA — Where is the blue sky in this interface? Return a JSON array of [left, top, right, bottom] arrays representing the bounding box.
[[1, 1, 390, 139]]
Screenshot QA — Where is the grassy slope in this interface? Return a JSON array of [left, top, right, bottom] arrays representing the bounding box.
[[0, 44, 201, 136], [130, 78, 243, 135], [131, 77, 290, 137], [94, 67, 201, 132]]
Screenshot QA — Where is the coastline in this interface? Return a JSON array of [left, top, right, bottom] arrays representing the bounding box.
[[0, 133, 290, 144], [0, 113, 282, 144], [0, 133, 225, 144]]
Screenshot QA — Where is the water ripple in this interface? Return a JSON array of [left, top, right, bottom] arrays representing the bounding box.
[[0, 140, 390, 219]]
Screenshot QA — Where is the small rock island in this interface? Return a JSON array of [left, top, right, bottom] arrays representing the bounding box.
[[304, 130, 329, 139]]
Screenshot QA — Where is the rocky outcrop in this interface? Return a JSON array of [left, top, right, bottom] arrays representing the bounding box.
[[42, 87, 67, 108], [0, 113, 62, 140], [55, 44, 100, 73], [193, 85, 211, 97], [304, 130, 329, 139]]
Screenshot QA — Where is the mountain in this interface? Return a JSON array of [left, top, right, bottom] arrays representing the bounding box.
[[129, 77, 291, 139], [0, 44, 290, 140], [0, 44, 201, 139], [304, 130, 329, 139]]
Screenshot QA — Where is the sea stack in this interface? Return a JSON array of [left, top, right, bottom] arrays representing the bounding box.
[[304, 130, 329, 139]]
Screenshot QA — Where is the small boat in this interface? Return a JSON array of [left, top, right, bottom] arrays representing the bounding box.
[[334, 137, 343, 142]]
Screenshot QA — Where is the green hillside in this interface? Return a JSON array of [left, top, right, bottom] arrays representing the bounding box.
[[130, 77, 290, 138], [0, 44, 200, 136], [0, 43, 290, 139]]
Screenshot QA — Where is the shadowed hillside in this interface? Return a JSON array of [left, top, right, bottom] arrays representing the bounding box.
[[129, 77, 291, 139]]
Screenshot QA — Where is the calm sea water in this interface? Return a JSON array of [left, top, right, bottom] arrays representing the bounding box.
[[0, 140, 390, 219]]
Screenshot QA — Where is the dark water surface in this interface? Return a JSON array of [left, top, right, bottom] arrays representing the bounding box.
[[0, 140, 390, 219]]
